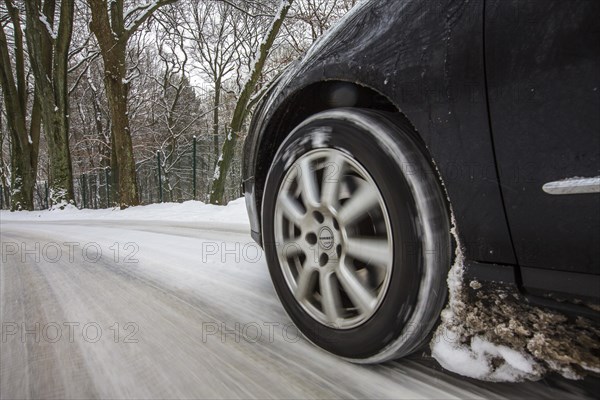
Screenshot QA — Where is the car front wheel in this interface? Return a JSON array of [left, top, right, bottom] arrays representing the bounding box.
[[262, 108, 451, 362]]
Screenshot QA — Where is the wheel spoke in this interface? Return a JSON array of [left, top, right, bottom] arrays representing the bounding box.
[[321, 153, 345, 208], [279, 240, 303, 259], [320, 272, 342, 325], [279, 192, 305, 221], [295, 265, 317, 301], [336, 259, 377, 315], [345, 237, 392, 268], [338, 182, 380, 226], [299, 158, 320, 209]]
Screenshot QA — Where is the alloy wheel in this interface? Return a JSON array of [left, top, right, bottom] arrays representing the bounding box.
[[274, 149, 393, 329]]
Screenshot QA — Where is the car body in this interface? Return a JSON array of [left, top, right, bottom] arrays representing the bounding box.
[[242, 0, 600, 359]]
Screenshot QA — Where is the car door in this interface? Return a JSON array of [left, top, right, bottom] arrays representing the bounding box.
[[485, 0, 600, 298]]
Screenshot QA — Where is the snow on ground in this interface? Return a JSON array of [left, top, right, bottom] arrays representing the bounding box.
[[3, 198, 599, 384], [6, 220, 593, 398], [0, 198, 249, 226]]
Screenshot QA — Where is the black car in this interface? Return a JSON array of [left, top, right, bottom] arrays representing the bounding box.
[[242, 0, 600, 362]]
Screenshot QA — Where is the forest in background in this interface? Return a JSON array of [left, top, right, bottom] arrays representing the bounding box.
[[0, 0, 356, 210]]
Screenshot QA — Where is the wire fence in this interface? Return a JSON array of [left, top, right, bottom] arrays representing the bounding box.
[[0, 137, 243, 211]]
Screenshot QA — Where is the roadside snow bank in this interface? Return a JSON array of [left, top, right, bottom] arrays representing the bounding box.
[[0, 198, 249, 226], [431, 223, 600, 382]]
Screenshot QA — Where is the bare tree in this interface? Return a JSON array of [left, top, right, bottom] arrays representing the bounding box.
[[147, 18, 200, 201], [0, 106, 9, 205], [181, 1, 243, 169], [292, 0, 354, 42], [22, 0, 76, 207], [210, 0, 294, 205], [0, 1, 42, 210], [70, 63, 111, 175], [281, 0, 356, 55], [1, 0, 355, 209], [87, 0, 176, 208]]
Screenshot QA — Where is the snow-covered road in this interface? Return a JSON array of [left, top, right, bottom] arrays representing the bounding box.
[[1, 209, 598, 398]]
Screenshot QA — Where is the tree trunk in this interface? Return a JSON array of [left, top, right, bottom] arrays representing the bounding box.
[[40, 99, 75, 205], [87, 0, 175, 208], [0, 86, 39, 210], [209, 0, 294, 205], [103, 47, 139, 207], [212, 80, 221, 168], [23, 0, 75, 207], [7, 126, 36, 211], [0, 2, 42, 210]]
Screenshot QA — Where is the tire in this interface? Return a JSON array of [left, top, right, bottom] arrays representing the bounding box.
[[262, 108, 451, 362]]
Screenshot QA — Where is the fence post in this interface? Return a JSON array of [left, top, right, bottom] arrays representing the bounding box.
[[192, 136, 197, 200], [157, 150, 163, 203], [148, 174, 153, 204], [81, 173, 87, 209], [94, 173, 98, 209], [105, 167, 110, 208], [45, 181, 49, 209]]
